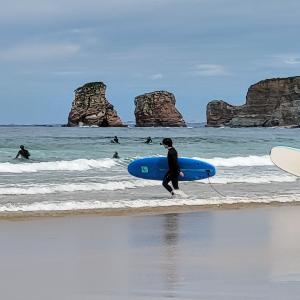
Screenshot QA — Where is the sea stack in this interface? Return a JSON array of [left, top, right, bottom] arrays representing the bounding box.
[[67, 82, 124, 127], [134, 91, 186, 127], [206, 76, 300, 127]]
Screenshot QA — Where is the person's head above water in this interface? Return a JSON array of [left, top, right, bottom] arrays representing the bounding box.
[[113, 151, 119, 158], [20, 145, 25, 149], [161, 138, 173, 148]]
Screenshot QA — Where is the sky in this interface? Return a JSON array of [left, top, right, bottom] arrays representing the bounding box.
[[0, 0, 299, 124]]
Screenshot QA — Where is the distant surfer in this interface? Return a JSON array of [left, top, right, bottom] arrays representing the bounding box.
[[15, 145, 30, 159], [112, 151, 120, 159], [161, 138, 184, 197], [111, 136, 119, 144], [145, 137, 152, 144]]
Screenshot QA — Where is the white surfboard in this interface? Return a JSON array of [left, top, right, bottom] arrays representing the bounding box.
[[270, 146, 300, 176]]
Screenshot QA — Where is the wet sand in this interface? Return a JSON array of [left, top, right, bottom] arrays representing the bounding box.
[[0, 206, 300, 299]]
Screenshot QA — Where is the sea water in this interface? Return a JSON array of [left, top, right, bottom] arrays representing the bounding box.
[[0, 125, 299, 215]]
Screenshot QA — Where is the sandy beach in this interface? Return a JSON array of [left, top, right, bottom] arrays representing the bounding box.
[[0, 205, 300, 300]]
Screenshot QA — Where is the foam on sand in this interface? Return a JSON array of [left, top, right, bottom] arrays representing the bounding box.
[[1, 194, 300, 213]]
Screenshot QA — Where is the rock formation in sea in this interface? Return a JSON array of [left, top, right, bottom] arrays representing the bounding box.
[[134, 91, 186, 127], [206, 76, 300, 127], [67, 82, 124, 127]]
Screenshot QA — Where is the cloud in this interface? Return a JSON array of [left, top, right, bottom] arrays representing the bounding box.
[[191, 64, 231, 76], [260, 54, 300, 69], [149, 73, 163, 80], [0, 43, 80, 61], [282, 56, 300, 65]]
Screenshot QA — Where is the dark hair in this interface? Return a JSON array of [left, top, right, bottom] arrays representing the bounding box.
[[20, 145, 25, 149], [162, 138, 172, 147]]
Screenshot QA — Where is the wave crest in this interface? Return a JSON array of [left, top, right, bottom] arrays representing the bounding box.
[[0, 158, 117, 173], [1, 194, 300, 213], [0, 180, 160, 195], [195, 155, 273, 167]]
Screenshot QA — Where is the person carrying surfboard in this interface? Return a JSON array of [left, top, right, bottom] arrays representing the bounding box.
[[161, 138, 185, 197]]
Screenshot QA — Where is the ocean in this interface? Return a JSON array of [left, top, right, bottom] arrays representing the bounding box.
[[0, 125, 299, 216]]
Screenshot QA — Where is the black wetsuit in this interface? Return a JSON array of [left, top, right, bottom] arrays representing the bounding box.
[[113, 152, 119, 159], [162, 147, 180, 193], [16, 149, 30, 159]]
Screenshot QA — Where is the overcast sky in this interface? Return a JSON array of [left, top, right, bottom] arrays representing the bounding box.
[[0, 0, 299, 124]]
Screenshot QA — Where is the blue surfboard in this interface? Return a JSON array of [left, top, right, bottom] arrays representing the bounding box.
[[128, 157, 216, 181]]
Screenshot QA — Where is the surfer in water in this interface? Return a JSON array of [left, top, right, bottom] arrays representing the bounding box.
[[145, 137, 152, 144], [112, 151, 120, 159], [161, 138, 185, 197], [111, 136, 119, 144], [15, 145, 30, 159]]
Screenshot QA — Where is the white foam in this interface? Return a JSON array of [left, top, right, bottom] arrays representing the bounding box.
[[1, 194, 300, 213], [194, 155, 273, 167], [204, 174, 296, 184], [0, 171, 296, 195], [0, 155, 274, 173], [0, 158, 117, 173], [0, 180, 160, 195]]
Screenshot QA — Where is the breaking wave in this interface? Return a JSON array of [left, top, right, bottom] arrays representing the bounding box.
[[196, 155, 273, 167], [207, 174, 296, 184], [0, 172, 296, 195], [1, 194, 300, 213], [0, 155, 274, 174], [0, 158, 117, 173], [0, 180, 160, 195]]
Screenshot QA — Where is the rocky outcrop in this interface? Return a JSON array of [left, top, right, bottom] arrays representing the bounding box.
[[134, 91, 186, 127], [206, 76, 300, 127], [67, 82, 124, 127]]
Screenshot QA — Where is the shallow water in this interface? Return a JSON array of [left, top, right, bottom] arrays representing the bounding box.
[[0, 125, 300, 215]]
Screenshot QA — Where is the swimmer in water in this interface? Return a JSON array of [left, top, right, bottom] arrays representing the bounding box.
[[145, 137, 152, 144], [111, 136, 119, 144], [15, 145, 30, 159], [112, 151, 120, 159]]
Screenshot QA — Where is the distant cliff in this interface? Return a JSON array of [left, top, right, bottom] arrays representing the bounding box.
[[206, 76, 300, 127], [134, 91, 186, 127], [67, 82, 124, 127]]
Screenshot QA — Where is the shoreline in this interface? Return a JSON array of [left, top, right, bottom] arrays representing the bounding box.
[[1, 200, 299, 220]]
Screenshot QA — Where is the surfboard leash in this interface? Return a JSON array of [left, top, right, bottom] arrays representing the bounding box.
[[206, 171, 226, 198]]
